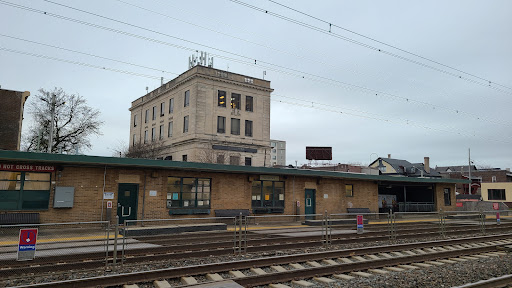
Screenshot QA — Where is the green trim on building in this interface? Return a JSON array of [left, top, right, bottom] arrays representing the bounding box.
[[0, 150, 470, 184]]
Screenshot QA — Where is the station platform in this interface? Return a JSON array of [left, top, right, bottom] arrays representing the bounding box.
[[303, 218, 369, 226], [120, 223, 227, 236]]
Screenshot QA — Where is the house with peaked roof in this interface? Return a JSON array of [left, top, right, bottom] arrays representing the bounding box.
[[369, 155, 441, 178]]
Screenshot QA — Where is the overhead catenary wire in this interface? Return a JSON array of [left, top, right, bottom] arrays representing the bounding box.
[[1, 44, 509, 144], [1, 0, 510, 127], [229, 0, 512, 95]]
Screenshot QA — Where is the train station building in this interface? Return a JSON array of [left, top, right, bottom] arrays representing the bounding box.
[[0, 150, 468, 224]]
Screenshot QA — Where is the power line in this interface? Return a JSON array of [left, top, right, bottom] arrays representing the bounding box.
[[1, 0, 510, 127], [2, 44, 509, 144], [229, 0, 512, 95]]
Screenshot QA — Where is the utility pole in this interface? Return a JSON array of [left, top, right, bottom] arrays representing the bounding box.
[[47, 93, 56, 153], [468, 148, 471, 194]]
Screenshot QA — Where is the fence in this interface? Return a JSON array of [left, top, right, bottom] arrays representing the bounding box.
[[0, 221, 110, 282], [1, 209, 510, 285]]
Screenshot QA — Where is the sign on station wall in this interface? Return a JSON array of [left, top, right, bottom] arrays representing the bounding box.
[[0, 163, 55, 172]]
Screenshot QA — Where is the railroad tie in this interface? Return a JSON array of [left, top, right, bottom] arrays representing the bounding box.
[[460, 244, 474, 248], [322, 259, 338, 265], [397, 265, 418, 270], [350, 271, 373, 277], [338, 257, 354, 263], [206, 273, 224, 281], [306, 261, 322, 267], [289, 263, 306, 269], [313, 277, 336, 284], [291, 280, 315, 287], [449, 257, 468, 262], [390, 251, 405, 257], [351, 256, 368, 262], [424, 261, 445, 266], [434, 247, 449, 252], [460, 256, 479, 260], [422, 248, 437, 253], [366, 254, 381, 260], [383, 267, 405, 272], [333, 274, 355, 280], [472, 254, 490, 258], [229, 270, 246, 278], [181, 277, 198, 285], [368, 268, 389, 275], [123, 285, 139, 288], [412, 249, 427, 254], [452, 245, 466, 249], [377, 253, 394, 258], [402, 251, 417, 256], [411, 263, 433, 268], [250, 268, 267, 275], [442, 246, 458, 251], [153, 280, 172, 288], [438, 259, 457, 264], [269, 284, 291, 288], [271, 265, 288, 272]]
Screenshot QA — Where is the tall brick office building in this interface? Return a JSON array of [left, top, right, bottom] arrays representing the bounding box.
[[129, 65, 272, 167], [0, 88, 30, 151]]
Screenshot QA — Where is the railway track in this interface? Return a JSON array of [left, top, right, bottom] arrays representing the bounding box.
[[8, 233, 512, 288], [1, 224, 511, 279]]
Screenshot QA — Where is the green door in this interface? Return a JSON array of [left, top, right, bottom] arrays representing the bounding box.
[[305, 189, 316, 219], [117, 183, 138, 224]]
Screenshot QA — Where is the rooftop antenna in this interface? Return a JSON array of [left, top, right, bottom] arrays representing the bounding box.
[[263, 71, 266, 80], [227, 64, 229, 72], [160, 77, 163, 86], [146, 86, 148, 95]]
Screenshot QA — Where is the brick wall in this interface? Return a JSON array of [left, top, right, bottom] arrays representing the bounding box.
[[0, 90, 28, 150]]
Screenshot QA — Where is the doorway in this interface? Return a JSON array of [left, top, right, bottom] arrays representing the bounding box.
[[117, 183, 138, 224], [305, 189, 316, 219]]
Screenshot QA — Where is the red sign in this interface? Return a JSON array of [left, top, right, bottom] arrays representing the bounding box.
[[107, 201, 113, 209], [493, 203, 499, 210], [456, 202, 463, 207], [0, 164, 55, 172], [19, 229, 38, 247], [357, 215, 363, 225]]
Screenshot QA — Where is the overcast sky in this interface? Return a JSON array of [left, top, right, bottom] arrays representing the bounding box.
[[2, 0, 511, 169]]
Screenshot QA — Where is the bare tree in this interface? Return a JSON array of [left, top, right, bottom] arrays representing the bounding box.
[[23, 87, 103, 153], [121, 141, 166, 159], [197, 149, 224, 164]]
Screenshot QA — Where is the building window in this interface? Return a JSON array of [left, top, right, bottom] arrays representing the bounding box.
[[183, 115, 189, 133], [0, 171, 51, 210], [218, 90, 226, 107], [245, 120, 253, 137], [230, 156, 240, 165], [231, 118, 240, 135], [169, 98, 174, 113], [145, 109, 149, 123], [144, 130, 148, 143], [160, 102, 165, 116], [251, 180, 284, 210], [245, 96, 253, 112], [217, 154, 224, 164], [159, 125, 164, 140], [444, 188, 451, 206], [151, 127, 156, 141], [184, 90, 190, 107], [217, 116, 226, 133], [167, 177, 211, 209], [152, 106, 156, 120], [492, 176, 497, 183], [345, 184, 353, 197], [182, 155, 187, 162], [245, 157, 252, 166], [272, 156, 276, 160], [488, 189, 506, 200], [133, 114, 138, 127], [132, 134, 136, 146], [168, 121, 173, 137], [271, 142, 276, 147], [231, 93, 241, 109]]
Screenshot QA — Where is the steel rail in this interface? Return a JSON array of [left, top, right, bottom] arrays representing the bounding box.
[[453, 274, 512, 288], [9, 234, 511, 288]]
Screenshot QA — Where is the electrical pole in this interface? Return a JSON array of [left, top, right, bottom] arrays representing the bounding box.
[[47, 93, 56, 153], [468, 148, 471, 194]]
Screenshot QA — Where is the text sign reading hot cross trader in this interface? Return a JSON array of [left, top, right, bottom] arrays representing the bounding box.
[[18, 228, 38, 261]]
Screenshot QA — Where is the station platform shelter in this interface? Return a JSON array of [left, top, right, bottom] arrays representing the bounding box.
[[0, 151, 469, 224]]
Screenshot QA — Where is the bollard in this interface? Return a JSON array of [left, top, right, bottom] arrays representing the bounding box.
[[497, 212, 501, 225]]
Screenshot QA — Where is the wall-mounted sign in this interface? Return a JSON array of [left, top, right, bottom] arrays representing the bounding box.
[[103, 192, 114, 200], [260, 175, 279, 181], [149, 190, 157, 196], [106, 201, 113, 209], [0, 164, 55, 172]]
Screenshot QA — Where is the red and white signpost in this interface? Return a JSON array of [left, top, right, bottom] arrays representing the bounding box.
[[17, 228, 38, 261], [356, 215, 364, 234]]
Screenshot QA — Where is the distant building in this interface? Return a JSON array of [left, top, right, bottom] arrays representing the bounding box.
[[129, 65, 273, 166], [299, 163, 379, 175], [435, 166, 512, 194], [0, 88, 30, 151], [369, 155, 441, 178], [270, 140, 286, 166]]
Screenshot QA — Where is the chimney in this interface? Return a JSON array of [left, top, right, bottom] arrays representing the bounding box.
[[388, 154, 391, 159], [424, 157, 430, 174]]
